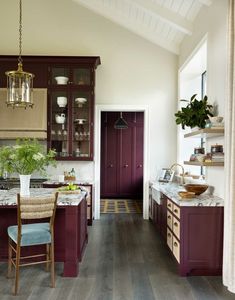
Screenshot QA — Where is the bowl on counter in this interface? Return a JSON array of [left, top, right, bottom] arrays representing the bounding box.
[[184, 184, 208, 195]]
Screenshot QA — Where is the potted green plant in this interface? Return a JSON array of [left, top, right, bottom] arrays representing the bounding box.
[[0, 139, 56, 196], [175, 94, 213, 129]]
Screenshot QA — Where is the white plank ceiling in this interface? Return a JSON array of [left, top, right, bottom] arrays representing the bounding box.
[[72, 0, 213, 54]]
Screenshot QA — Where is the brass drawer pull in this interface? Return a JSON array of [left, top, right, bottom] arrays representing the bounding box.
[[174, 222, 178, 227], [174, 209, 178, 213], [168, 215, 171, 219], [168, 204, 171, 207], [174, 242, 178, 247], [168, 233, 171, 237]]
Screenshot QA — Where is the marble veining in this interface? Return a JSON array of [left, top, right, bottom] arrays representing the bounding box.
[[151, 182, 224, 207], [0, 188, 86, 206]]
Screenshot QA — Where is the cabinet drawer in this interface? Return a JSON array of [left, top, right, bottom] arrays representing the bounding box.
[[167, 199, 173, 212], [167, 211, 173, 229], [173, 217, 180, 240], [173, 236, 180, 263], [167, 228, 173, 251], [173, 204, 180, 219]]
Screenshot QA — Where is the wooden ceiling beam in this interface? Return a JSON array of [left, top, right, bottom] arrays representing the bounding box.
[[132, 0, 193, 35], [72, 0, 180, 54]]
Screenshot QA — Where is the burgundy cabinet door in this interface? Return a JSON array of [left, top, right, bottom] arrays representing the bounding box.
[[134, 112, 144, 198], [101, 112, 143, 199], [119, 119, 134, 197], [101, 112, 119, 197]]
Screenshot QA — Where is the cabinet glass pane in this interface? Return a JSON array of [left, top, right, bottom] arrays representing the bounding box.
[[51, 67, 69, 85], [50, 91, 69, 158], [72, 91, 91, 157], [73, 68, 91, 85]]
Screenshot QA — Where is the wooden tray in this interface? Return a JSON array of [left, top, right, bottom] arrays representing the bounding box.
[[57, 190, 81, 194], [178, 191, 195, 199]]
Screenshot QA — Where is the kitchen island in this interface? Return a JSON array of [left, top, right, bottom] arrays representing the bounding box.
[[0, 188, 87, 277]]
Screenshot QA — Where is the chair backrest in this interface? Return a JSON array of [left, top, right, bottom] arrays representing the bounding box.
[[17, 192, 58, 227]]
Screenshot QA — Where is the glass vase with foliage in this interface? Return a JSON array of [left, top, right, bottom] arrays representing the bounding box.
[[0, 139, 56, 176], [175, 94, 213, 129]]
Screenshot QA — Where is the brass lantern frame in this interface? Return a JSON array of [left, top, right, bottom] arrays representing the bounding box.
[[5, 0, 34, 108]]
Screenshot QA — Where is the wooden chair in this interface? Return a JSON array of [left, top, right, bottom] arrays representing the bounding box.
[[7, 192, 58, 295]]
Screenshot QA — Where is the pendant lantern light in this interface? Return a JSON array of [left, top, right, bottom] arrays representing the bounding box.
[[114, 112, 128, 129], [5, 0, 34, 108]]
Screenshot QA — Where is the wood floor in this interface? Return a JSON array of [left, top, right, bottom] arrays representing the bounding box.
[[0, 214, 234, 300]]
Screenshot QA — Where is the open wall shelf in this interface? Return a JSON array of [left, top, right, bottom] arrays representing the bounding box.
[[184, 128, 224, 139], [184, 161, 224, 167]]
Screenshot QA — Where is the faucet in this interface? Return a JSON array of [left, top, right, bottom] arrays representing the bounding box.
[[170, 163, 185, 185]]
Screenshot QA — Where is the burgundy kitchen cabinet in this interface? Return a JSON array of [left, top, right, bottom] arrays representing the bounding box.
[[166, 197, 223, 276], [0, 55, 101, 161], [0, 196, 88, 277], [42, 182, 93, 226], [47, 58, 100, 160], [101, 112, 143, 199], [150, 195, 167, 241]]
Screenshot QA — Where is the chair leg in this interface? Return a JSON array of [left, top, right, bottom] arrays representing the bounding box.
[[46, 244, 50, 271], [50, 241, 55, 288], [7, 238, 13, 278], [14, 243, 21, 295]]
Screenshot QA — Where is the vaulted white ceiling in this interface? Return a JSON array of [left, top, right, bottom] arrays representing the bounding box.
[[72, 0, 212, 54]]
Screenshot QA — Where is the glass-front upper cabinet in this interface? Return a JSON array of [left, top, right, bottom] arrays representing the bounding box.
[[49, 90, 69, 159], [72, 91, 92, 158], [47, 57, 100, 161], [49, 67, 92, 86]]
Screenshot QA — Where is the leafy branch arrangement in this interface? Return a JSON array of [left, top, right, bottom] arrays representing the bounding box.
[[0, 139, 56, 175], [175, 94, 213, 129]]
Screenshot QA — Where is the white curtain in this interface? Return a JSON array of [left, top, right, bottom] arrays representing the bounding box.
[[223, 0, 235, 293]]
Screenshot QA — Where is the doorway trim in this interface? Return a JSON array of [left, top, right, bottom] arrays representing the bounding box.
[[94, 104, 150, 220]]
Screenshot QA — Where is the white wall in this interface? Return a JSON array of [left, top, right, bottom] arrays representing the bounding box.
[[179, 0, 228, 197], [0, 0, 178, 182]]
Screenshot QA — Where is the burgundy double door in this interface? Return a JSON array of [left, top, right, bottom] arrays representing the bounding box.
[[101, 112, 143, 198]]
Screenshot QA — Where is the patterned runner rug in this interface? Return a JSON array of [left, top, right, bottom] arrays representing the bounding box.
[[100, 199, 142, 214]]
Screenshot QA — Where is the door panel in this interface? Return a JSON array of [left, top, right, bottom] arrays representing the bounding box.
[[135, 112, 144, 197], [101, 112, 119, 197], [120, 123, 133, 197]]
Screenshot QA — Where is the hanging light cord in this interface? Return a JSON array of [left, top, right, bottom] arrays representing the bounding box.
[[18, 0, 22, 65]]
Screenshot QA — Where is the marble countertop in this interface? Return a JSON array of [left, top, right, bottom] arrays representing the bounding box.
[[43, 180, 93, 185], [151, 181, 224, 207], [0, 188, 86, 206]]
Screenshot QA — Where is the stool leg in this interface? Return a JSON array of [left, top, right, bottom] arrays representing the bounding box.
[[7, 238, 13, 278], [14, 243, 21, 295], [50, 240, 55, 288], [46, 244, 50, 271]]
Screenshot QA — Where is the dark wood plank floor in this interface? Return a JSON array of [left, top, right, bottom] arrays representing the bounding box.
[[0, 214, 234, 300]]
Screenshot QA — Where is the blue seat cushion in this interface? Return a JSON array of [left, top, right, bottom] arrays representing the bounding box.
[[8, 223, 51, 246]]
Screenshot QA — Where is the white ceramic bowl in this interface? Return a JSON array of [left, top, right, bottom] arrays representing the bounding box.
[[208, 116, 223, 123], [55, 114, 66, 124], [57, 96, 67, 107], [75, 98, 87, 104], [55, 76, 69, 85], [75, 118, 86, 124]]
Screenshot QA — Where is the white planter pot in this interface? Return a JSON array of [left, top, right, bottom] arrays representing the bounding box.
[[19, 174, 31, 196]]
